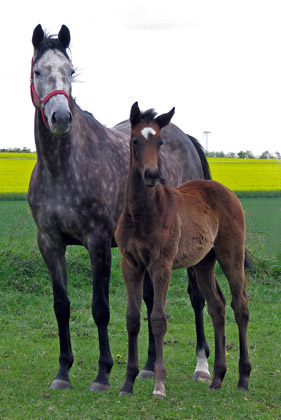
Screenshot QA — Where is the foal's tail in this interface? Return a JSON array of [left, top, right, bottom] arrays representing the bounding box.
[[187, 134, 212, 180]]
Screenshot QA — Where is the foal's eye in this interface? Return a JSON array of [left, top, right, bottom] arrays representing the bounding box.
[[132, 137, 140, 146], [34, 70, 41, 76], [71, 70, 75, 76]]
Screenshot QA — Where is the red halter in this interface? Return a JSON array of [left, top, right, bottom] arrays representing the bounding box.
[[30, 58, 71, 129]]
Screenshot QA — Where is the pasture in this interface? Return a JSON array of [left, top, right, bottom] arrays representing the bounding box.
[[0, 153, 280, 418]]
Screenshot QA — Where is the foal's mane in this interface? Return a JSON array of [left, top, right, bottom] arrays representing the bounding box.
[[34, 33, 70, 64], [140, 109, 157, 123]]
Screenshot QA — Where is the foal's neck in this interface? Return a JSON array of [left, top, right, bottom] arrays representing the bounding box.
[[125, 164, 164, 222]]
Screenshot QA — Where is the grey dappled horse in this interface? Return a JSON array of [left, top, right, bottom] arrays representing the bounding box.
[[28, 24, 212, 391]]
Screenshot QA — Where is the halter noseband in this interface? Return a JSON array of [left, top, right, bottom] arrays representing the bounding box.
[[30, 58, 71, 129]]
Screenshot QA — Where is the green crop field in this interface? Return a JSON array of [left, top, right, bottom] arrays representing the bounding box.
[[0, 153, 281, 199]]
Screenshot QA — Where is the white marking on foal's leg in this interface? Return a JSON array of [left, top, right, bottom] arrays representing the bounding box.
[[141, 127, 156, 139], [193, 349, 211, 382]]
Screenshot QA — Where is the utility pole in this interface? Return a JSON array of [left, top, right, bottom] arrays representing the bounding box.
[[203, 131, 211, 152]]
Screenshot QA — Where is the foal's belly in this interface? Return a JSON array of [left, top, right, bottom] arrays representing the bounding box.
[[172, 232, 214, 269]]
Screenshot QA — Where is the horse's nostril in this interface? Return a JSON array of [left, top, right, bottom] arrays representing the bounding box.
[[51, 112, 57, 124]]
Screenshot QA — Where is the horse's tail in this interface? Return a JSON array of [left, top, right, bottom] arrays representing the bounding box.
[[188, 134, 252, 272], [187, 134, 212, 180]]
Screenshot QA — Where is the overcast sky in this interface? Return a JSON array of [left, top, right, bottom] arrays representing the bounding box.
[[1, 0, 281, 155]]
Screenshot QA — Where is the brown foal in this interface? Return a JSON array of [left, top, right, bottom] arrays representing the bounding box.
[[115, 102, 251, 398]]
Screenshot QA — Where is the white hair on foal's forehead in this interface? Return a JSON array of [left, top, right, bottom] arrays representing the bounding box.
[[141, 127, 156, 140]]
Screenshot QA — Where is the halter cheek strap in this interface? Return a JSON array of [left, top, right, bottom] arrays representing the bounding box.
[[30, 58, 71, 129]]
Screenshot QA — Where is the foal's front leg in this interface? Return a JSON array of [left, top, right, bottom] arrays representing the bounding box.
[[38, 233, 73, 390], [150, 263, 171, 398], [120, 258, 145, 396]]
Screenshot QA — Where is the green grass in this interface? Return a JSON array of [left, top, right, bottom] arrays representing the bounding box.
[[0, 201, 280, 419]]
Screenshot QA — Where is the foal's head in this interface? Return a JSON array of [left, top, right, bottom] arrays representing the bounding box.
[[129, 102, 175, 187], [31, 24, 74, 135]]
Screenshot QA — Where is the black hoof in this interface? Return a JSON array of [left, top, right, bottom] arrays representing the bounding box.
[[119, 390, 133, 397], [138, 369, 154, 379], [90, 382, 110, 392], [50, 379, 71, 390]]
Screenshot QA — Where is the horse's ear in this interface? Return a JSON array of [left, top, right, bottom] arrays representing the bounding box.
[[130, 102, 142, 127], [32, 24, 45, 50], [58, 25, 71, 49], [154, 107, 175, 130]]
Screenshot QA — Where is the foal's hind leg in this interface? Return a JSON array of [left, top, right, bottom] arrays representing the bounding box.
[[187, 267, 211, 383], [216, 250, 251, 391], [194, 251, 227, 390]]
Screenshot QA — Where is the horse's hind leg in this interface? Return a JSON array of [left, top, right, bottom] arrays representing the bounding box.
[[88, 233, 113, 392], [216, 250, 251, 391], [194, 251, 227, 390], [139, 271, 156, 379], [187, 267, 211, 382], [38, 233, 73, 390]]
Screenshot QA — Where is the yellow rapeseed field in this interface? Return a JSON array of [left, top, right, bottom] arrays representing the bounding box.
[[208, 158, 281, 191], [0, 153, 36, 194], [0, 153, 280, 196]]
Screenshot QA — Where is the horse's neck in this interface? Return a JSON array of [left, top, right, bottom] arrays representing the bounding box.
[[34, 111, 72, 176], [34, 100, 105, 177]]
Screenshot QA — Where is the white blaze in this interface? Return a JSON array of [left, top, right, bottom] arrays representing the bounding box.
[[141, 127, 156, 140]]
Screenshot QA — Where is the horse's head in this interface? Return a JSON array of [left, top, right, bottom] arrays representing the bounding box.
[[129, 102, 175, 187], [31, 24, 74, 136]]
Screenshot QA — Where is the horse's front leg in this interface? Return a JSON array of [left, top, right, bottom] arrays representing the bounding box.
[[187, 267, 211, 383], [88, 233, 113, 392], [150, 263, 171, 398], [38, 233, 73, 390], [120, 258, 145, 396]]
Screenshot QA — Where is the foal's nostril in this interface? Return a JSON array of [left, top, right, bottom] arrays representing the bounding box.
[[144, 168, 160, 182]]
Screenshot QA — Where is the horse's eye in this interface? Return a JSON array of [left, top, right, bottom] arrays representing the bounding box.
[[71, 70, 75, 77], [132, 137, 140, 146], [158, 138, 163, 147], [34, 71, 41, 76]]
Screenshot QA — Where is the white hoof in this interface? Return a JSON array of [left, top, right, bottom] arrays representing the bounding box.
[[153, 390, 166, 398], [193, 371, 211, 383]]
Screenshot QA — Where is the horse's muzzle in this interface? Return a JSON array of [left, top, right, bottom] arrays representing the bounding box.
[[50, 108, 73, 136]]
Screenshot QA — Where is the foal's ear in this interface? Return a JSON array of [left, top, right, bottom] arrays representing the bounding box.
[[58, 25, 71, 49], [130, 102, 142, 127], [154, 107, 175, 130], [32, 24, 45, 50]]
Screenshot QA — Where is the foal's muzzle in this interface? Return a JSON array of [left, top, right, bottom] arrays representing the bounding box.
[[143, 167, 160, 187]]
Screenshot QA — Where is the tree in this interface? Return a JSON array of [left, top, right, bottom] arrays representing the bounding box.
[[259, 150, 273, 159]]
